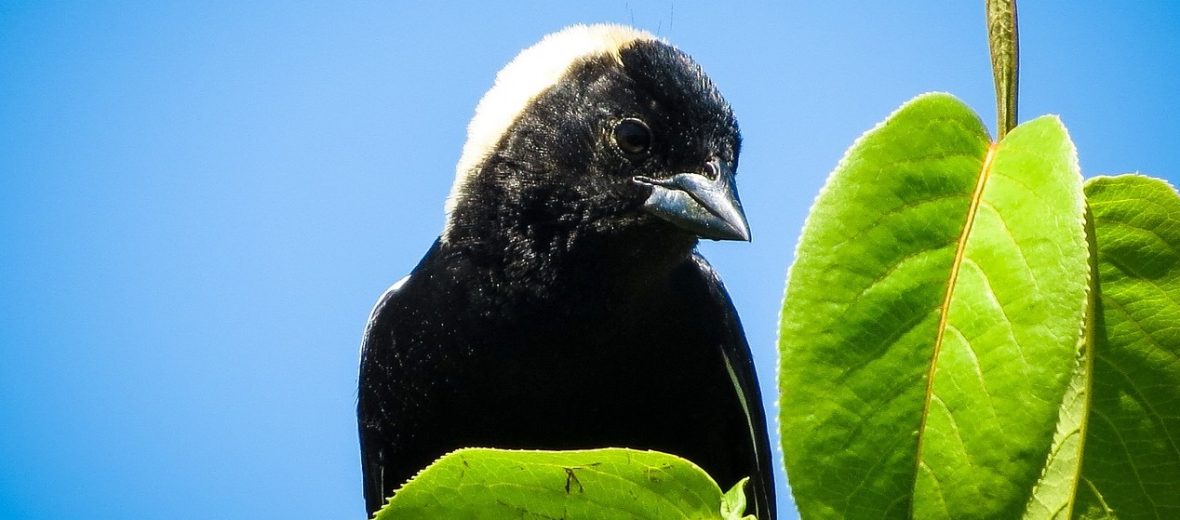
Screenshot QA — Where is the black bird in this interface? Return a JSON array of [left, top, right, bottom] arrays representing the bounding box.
[[358, 24, 775, 519]]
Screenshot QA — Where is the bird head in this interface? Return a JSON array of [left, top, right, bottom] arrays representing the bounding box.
[[442, 25, 749, 252]]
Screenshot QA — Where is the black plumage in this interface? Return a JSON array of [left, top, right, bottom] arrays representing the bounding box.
[[358, 25, 775, 519]]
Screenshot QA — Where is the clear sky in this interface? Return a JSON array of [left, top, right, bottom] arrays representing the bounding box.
[[1, 2, 1177, 519]]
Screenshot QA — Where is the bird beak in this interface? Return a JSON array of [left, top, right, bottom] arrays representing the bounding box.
[[632, 158, 751, 241]]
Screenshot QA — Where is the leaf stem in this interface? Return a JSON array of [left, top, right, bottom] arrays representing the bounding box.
[[986, 0, 1019, 139]]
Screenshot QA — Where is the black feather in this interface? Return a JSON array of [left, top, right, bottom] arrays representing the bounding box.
[[358, 34, 775, 519]]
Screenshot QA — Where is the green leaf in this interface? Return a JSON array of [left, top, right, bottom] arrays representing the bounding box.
[[779, 93, 1089, 519], [721, 478, 757, 520], [1021, 337, 1091, 519], [1071, 175, 1180, 518], [373, 448, 752, 520]]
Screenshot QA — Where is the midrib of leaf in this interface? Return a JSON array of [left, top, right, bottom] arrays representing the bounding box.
[[912, 141, 999, 508]]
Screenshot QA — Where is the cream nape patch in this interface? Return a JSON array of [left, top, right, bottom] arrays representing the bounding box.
[[441, 24, 657, 241]]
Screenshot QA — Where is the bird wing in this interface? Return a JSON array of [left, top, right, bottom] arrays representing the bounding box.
[[687, 253, 778, 520], [357, 274, 409, 514], [357, 259, 777, 518]]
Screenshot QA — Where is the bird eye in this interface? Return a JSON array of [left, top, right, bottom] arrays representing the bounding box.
[[612, 118, 652, 156]]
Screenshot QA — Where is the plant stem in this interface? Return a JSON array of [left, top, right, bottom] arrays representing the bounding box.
[[986, 0, 1019, 139]]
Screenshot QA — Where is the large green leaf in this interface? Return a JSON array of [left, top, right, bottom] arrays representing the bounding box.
[[778, 93, 1089, 519], [1070, 175, 1180, 519], [373, 448, 754, 520]]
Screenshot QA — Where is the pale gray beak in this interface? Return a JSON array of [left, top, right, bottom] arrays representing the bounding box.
[[632, 158, 751, 241]]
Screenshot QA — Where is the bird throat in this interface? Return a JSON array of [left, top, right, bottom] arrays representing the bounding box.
[[442, 214, 697, 320]]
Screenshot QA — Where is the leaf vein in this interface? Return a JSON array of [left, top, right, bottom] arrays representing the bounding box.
[[963, 256, 1031, 370], [912, 142, 998, 513], [1090, 408, 1163, 519]]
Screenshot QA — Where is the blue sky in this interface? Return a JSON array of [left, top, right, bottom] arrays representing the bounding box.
[[1, 2, 1177, 519]]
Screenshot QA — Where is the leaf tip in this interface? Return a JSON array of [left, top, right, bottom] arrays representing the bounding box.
[[721, 477, 752, 520]]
